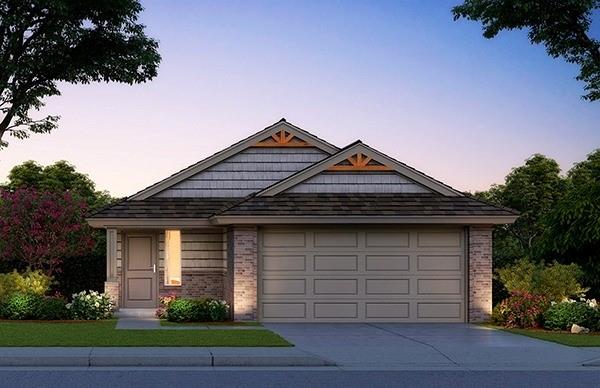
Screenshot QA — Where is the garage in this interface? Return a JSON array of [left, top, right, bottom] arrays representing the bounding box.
[[259, 227, 466, 322]]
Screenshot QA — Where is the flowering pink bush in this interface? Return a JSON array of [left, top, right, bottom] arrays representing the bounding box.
[[492, 291, 550, 328], [156, 292, 179, 318], [0, 188, 95, 275]]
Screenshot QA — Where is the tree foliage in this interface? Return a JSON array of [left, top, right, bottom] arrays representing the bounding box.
[[4, 160, 113, 211], [453, 0, 600, 101], [480, 150, 600, 299], [0, 188, 95, 275], [0, 0, 161, 147]]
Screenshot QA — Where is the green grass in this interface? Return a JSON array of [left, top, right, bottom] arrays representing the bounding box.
[[0, 320, 291, 347], [160, 320, 260, 327], [485, 324, 600, 347]]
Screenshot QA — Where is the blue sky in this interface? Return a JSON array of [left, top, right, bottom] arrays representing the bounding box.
[[0, 0, 598, 196]]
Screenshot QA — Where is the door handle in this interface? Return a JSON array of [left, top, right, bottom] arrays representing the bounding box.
[[153, 264, 156, 273]]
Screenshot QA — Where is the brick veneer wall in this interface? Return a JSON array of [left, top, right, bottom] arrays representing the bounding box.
[[226, 227, 258, 321], [104, 280, 120, 308], [468, 226, 493, 322], [160, 270, 224, 300]]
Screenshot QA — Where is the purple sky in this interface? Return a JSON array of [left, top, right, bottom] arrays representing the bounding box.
[[0, 0, 598, 197]]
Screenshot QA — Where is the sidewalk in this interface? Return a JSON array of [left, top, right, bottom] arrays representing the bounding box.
[[0, 347, 334, 367]]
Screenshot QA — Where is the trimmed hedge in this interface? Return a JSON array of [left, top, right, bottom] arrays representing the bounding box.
[[166, 298, 230, 322]]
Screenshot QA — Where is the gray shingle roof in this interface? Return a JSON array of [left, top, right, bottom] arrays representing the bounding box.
[[88, 198, 239, 218], [216, 194, 518, 217]]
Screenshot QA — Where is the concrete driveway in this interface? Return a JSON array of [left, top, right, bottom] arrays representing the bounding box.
[[265, 323, 600, 370]]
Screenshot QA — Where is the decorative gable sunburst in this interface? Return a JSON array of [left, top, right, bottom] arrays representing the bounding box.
[[327, 152, 392, 171], [253, 129, 312, 147]]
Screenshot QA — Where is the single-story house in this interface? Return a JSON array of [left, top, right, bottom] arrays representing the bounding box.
[[87, 119, 517, 323]]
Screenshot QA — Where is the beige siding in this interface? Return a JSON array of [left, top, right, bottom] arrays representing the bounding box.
[[117, 229, 227, 272], [259, 227, 466, 322], [285, 172, 432, 194], [155, 148, 328, 198]]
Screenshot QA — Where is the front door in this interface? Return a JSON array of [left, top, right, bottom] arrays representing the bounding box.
[[123, 233, 158, 308]]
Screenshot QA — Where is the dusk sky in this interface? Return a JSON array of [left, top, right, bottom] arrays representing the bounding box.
[[0, 0, 598, 197]]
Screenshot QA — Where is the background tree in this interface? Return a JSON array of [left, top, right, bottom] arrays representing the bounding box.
[[453, 0, 600, 101], [542, 149, 600, 296], [0, 0, 161, 147], [0, 188, 95, 275], [4, 160, 113, 210], [475, 154, 565, 266]]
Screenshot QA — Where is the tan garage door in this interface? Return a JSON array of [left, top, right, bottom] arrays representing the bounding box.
[[259, 227, 466, 322]]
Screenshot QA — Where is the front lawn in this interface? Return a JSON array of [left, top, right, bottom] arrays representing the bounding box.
[[491, 325, 600, 347], [0, 320, 291, 347]]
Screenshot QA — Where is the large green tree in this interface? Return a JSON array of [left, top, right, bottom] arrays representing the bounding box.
[[4, 160, 113, 211], [542, 149, 600, 296], [476, 154, 566, 266], [453, 0, 600, 101], [0, 0, 161, 147]]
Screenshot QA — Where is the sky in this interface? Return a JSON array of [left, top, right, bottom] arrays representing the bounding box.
[[0, 0, 598, 197]]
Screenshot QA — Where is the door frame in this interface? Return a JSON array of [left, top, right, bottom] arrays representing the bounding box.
[[121, 230, 159, 308]]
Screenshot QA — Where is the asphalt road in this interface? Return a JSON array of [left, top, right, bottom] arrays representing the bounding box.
[[0, 368, 599, 388]]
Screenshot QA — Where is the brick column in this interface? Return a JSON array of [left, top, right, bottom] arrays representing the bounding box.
[[227, 227, 258, 321], [468, 226, 493, 322], [104, 228, 120, 308]]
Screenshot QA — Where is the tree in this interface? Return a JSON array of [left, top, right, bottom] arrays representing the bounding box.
[[542, 149, 600, 296], [0, 0, 161, 147], [476, 154, 565, 264], [0, 188, 95, 275], [453, 0, 600, 101], [4, 160, 113, 210]]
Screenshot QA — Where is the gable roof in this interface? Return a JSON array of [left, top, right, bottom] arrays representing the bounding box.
[[129, 119, 339, 200], [256, 141, 464, 197]]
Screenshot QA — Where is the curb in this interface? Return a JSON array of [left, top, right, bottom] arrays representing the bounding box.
[[0, 348, 334, 367], [582, 358, 600, 367]]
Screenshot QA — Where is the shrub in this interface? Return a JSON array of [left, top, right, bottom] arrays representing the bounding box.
[[166, 298, 231, 322], [544, 299, 600, 331], [492, 291, 549, 328], [67, 290, 113, 320], [166, 298, 199, 322], [496, 259, 587, 302], [0, 270, 52, 301], [36, 297, 70, 320], [155, 293, 178, 319], [207, 299, 230, 321], [0, 293, 44, 320]]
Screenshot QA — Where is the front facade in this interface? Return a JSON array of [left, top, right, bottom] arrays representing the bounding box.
[[88, 119, 516, 322]]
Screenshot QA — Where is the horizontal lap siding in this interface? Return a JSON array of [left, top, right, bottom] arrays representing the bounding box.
[[286, 172, 432, 193], [155, 148, 329, 198], [117, 229, 227, 272]]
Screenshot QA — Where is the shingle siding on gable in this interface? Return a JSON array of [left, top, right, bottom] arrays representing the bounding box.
[[285, 172, 432, 194], [154, 148, 329, 198]]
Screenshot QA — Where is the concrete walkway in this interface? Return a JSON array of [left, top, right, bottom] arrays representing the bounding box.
[[265, 323, 600, 370]]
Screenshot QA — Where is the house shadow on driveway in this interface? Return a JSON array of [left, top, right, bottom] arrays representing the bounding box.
[[265, 323, 600, 370]]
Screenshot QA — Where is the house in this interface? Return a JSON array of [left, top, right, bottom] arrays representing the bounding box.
[[87, 119, 517, 323]]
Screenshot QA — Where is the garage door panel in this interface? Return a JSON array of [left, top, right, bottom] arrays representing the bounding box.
[[365, 279, 409, 295], [366, 303, 409, 319], [417, 255, 461, 271], [366, 232, 409, 247], [263, 232, 306, 248], [417, 303, 462, 319], [417, 279, 461, 295], [366, 255, 409, 271], [314, 255, 358, 271], [417, 232, 461, 248], [263, 255, 306, 271], [314, 279, 358, 295], [262, 303, 306, 318], [262, 279, 306, 295], [314, 303, 358, 319], [260, 227, 465, 323], [314, 232, 358, 247]]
